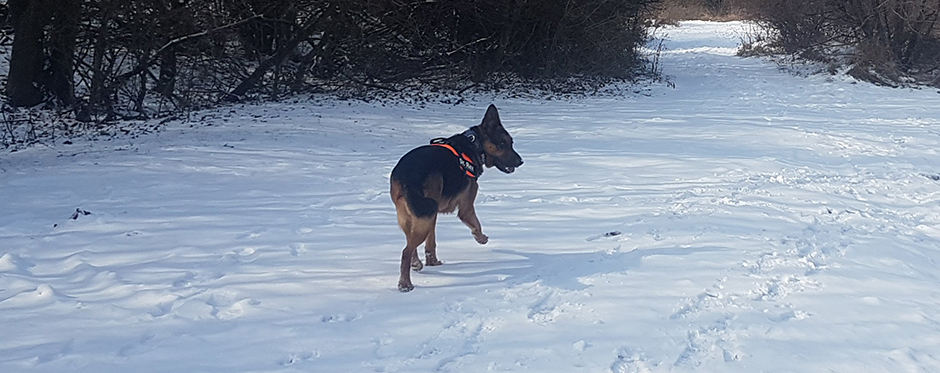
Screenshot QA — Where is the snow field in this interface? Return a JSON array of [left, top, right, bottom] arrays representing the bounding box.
[[2, 21, 940, 372]]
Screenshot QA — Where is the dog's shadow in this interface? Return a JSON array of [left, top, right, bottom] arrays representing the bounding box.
[[420, 246, 722, 291]]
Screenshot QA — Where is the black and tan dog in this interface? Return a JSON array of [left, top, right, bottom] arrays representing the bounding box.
[[390, 104, 523, 292]]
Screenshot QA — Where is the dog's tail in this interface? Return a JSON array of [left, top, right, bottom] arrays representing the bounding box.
[[405, 187, 438, 218]]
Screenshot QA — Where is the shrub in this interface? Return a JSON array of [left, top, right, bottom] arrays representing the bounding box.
[[3, 0, 661, 121], [748, 0, 940, 86]]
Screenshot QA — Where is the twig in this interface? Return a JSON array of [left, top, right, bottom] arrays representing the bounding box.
[[225, 11, 326, 100], [338, 70, 401, 92], [446, 37, 491, 56]]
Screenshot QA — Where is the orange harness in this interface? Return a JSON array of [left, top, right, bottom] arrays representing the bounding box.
[[431, 143, 478, 179]]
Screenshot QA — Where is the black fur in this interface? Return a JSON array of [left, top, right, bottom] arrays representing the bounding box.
[[391, 134, 481, 218]]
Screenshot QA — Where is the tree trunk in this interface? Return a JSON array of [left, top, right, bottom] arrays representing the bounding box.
[[6, 0, 48, 107], [156, 0, 187, 99], [157, 51, 178, 99], [48, 0, 79, 106], [90, 4, 112, 114]]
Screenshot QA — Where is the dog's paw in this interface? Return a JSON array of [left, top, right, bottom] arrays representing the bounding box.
[[398, 281, 415, 292], [411, 259, 424, 272], [474, 233, 489, 245], [426, 257, 443, 266]]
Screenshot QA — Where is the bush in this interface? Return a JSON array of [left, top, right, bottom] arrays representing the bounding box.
[[748, 0, 940, 87], [2, 0, 661, 122], [324, 0, 660, 93]]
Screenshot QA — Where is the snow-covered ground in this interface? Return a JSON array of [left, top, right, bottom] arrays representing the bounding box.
[[3, 21, 940, 372]]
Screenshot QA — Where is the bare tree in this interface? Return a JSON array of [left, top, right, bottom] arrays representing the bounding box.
[[6, 0, 48, 107], [47, 0, 80, 106]]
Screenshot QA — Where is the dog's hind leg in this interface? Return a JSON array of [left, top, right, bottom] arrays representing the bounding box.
[[425, 215, 443, 266], [409, 215, 426, 272], [418, 174, 445, 266], [411, 249, 424, 271], [392, 179, 429, 291], [399, 217, 433, 292]]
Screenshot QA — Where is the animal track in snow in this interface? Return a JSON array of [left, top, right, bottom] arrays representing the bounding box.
[[320, 313, 360, 323], [394, 298, 504, 372], [671, 276, 748, 320], [145, 291, 260, 321], [529, 300, 585, 325], [751, 275, 820, 302], [279, 350, 319, 367], [212, 298, 261, 320], [611, 347, 654, 373], [773, 307, 811, 322], [221, 247, 260, 263], [674, 316, 744, 367], [289, 242, 309, 256]]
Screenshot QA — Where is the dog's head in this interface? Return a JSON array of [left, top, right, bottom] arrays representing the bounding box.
[[476, 104, 523, 174]]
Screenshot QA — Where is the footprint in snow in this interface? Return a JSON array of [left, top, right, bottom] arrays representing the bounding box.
[[279, 350, 319, 367], [289, 243, 309, 256], [213, 298, 261, 320], [674, 317, 743, 367], [611, 347, 654, 373], [320, 313, 360, 323], [774, 308, 810, 322], [221, 247, 260, 263]]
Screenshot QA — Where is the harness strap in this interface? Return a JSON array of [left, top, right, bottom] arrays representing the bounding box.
[[462, 129, 485, 164], [431, 143, 477, 178]]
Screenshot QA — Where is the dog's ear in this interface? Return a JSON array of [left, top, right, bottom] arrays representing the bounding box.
[[481, 104, 502, 130]]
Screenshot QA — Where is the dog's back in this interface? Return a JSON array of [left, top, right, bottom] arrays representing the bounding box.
[[390, 134, 479, 217], [391, 148, 462, 217]]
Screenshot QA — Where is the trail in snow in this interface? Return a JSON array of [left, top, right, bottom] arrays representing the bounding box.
[[2, 21, 940, 372]]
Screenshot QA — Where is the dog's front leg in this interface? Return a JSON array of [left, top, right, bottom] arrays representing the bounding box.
[[457, 181, 488, 245], [425, 215, 443, 266]]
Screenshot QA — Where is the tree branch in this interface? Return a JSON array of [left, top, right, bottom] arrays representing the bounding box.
[[110, 15, 262, 86], [225, 10, 327, 101]]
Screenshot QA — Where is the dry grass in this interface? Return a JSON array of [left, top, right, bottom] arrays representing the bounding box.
[[655, 0, 754, 24]]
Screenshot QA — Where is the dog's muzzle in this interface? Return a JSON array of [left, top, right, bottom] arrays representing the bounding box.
[[496, 157, 523, 174]]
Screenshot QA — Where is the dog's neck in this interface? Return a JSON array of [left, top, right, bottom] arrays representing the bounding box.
[[428, 128, 486, 179], [462, 128, 485, 164]]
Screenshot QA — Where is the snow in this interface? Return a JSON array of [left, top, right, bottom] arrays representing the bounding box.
[[3, 21, 940, 372]]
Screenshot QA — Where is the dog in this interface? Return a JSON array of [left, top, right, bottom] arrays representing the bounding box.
[[389, 104, 523, 292]]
